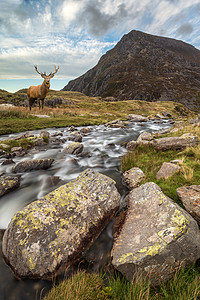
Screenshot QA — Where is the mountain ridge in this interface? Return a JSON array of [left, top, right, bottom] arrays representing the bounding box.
[[63, 30, 200, 110]]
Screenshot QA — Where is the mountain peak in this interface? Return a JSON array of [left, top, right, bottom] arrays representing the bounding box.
[[63, 30, 200, 110]]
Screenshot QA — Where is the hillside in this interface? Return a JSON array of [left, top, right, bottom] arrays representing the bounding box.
[[63, 30, 200, 111]]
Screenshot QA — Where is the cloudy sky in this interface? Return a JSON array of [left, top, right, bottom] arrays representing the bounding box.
[[1, 0, 200, 92]]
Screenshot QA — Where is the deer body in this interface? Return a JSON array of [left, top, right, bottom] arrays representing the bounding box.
[[27, 65, 59, 110]]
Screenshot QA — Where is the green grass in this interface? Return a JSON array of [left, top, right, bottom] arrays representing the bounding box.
[[0, 138, 34, 152], [121, 123, 200, 207], [0, 90, 196, 135], [43, 265, 200, 300]]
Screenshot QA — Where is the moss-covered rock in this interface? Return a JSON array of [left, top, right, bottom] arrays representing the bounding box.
[[0, 175, 20, 197], [2, 168, 120, 279], [112, 182, 200, 285]]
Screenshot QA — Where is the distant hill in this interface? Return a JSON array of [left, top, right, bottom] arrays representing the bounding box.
[[63, 30, 200, 111]]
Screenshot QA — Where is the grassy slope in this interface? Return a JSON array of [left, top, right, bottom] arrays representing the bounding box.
[[0, 89, 195, 135]]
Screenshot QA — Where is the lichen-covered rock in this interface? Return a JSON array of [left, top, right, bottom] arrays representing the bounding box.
[[154, 134, 199, 151], [177, 185, 200, 224], [137, 132, 153, 145], [68, 132, 82, 142], [39, 130, 50, 139], [63, 142, 83, 155], [137, 132, 153, 142], [2, 168, 120, 279], [156, 162, 180, 180], [0, 175, 20, 197], [12, 159, 54, 173], [112, 182, 200, 285], [122, 167, 145, 189], [126, 140, 137, 151]]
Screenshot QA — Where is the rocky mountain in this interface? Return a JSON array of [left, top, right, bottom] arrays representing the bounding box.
[[63, 30, 200, 110]]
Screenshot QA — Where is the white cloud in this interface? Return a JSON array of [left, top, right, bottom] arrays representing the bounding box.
[[0, 0, 200, 85]]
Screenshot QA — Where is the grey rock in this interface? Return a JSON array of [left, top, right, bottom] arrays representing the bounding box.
[[162, 111, 172, 118], [156, 162, 181, 180], [122, 167, 145, 189], [68, 132, 82, 142], [11, 147, 22, 153], [177, 185, 200, 224], [63, 142, 84, 155], [126, 140, 138, 151], [0, 175, 20, 197], [33, 138, 47, 146], [80, 127, 91, 134], [2, 168, 120, 279], [154, 134, 199, 151], [12, 159, 54, 173], [156, 113, 165, 119], [1, 159, 15, 165], [39, 131, 50, 139], [112, 182, 200, 285], [137, 132, 153, 141], [106, 119, 126, 128], [127, 114, 148, 122]]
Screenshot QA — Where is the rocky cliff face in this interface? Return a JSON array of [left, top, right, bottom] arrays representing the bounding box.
[[63, 30, 200, 110]]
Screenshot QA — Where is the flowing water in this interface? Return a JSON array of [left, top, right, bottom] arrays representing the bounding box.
[[0, 119, 172, 300]]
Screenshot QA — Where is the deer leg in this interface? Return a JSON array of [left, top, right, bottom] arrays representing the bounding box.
[[41, 99, 44, 110], [38, 99, 41, 110], [29, 98, 35, 111]]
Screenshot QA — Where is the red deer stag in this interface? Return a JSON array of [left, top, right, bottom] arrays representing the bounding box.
[[27, 65, 59, 110]]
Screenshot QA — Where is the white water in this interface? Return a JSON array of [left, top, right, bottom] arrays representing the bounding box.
[[0, 120, 172, 300]]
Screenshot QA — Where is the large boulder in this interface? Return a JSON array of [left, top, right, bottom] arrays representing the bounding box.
[[154, 134, 199, 151], [0, 175, 20, 197], [12, 159, 54, 173], [112, 182, 200, 285], [2, 169, 120, 279], [177, 185, 200, 225]]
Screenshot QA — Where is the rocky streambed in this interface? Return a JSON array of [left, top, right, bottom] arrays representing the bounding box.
[[0, 117, 189, 300]]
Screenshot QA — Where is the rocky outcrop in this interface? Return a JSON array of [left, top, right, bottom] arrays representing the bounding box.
[[0, 175, 20, 197], [112, 182, 200, 285], [63, 142, 84, 155], [12, 159, 54, 173], [63, 30, 200, 111], [122, 167, 145, 189], [156, 162, 181, 180], [154, 134, 199, 151], [2, 169, 120, 279], [177, 185, 200, 224]]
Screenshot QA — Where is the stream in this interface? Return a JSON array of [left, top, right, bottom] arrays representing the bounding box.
[[0, 119, 172, 300]]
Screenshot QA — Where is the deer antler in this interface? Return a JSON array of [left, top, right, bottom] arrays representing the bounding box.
[[34, 65, 46, 78], [49, 65, 59, 78]]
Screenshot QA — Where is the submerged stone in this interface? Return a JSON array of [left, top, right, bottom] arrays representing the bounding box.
[[12, 159, 54, 173], [2, 168, 120, 279], [112, 182, 200, 285]]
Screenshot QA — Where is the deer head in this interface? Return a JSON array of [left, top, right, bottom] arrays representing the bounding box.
[[34, 65, 59, 87]]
